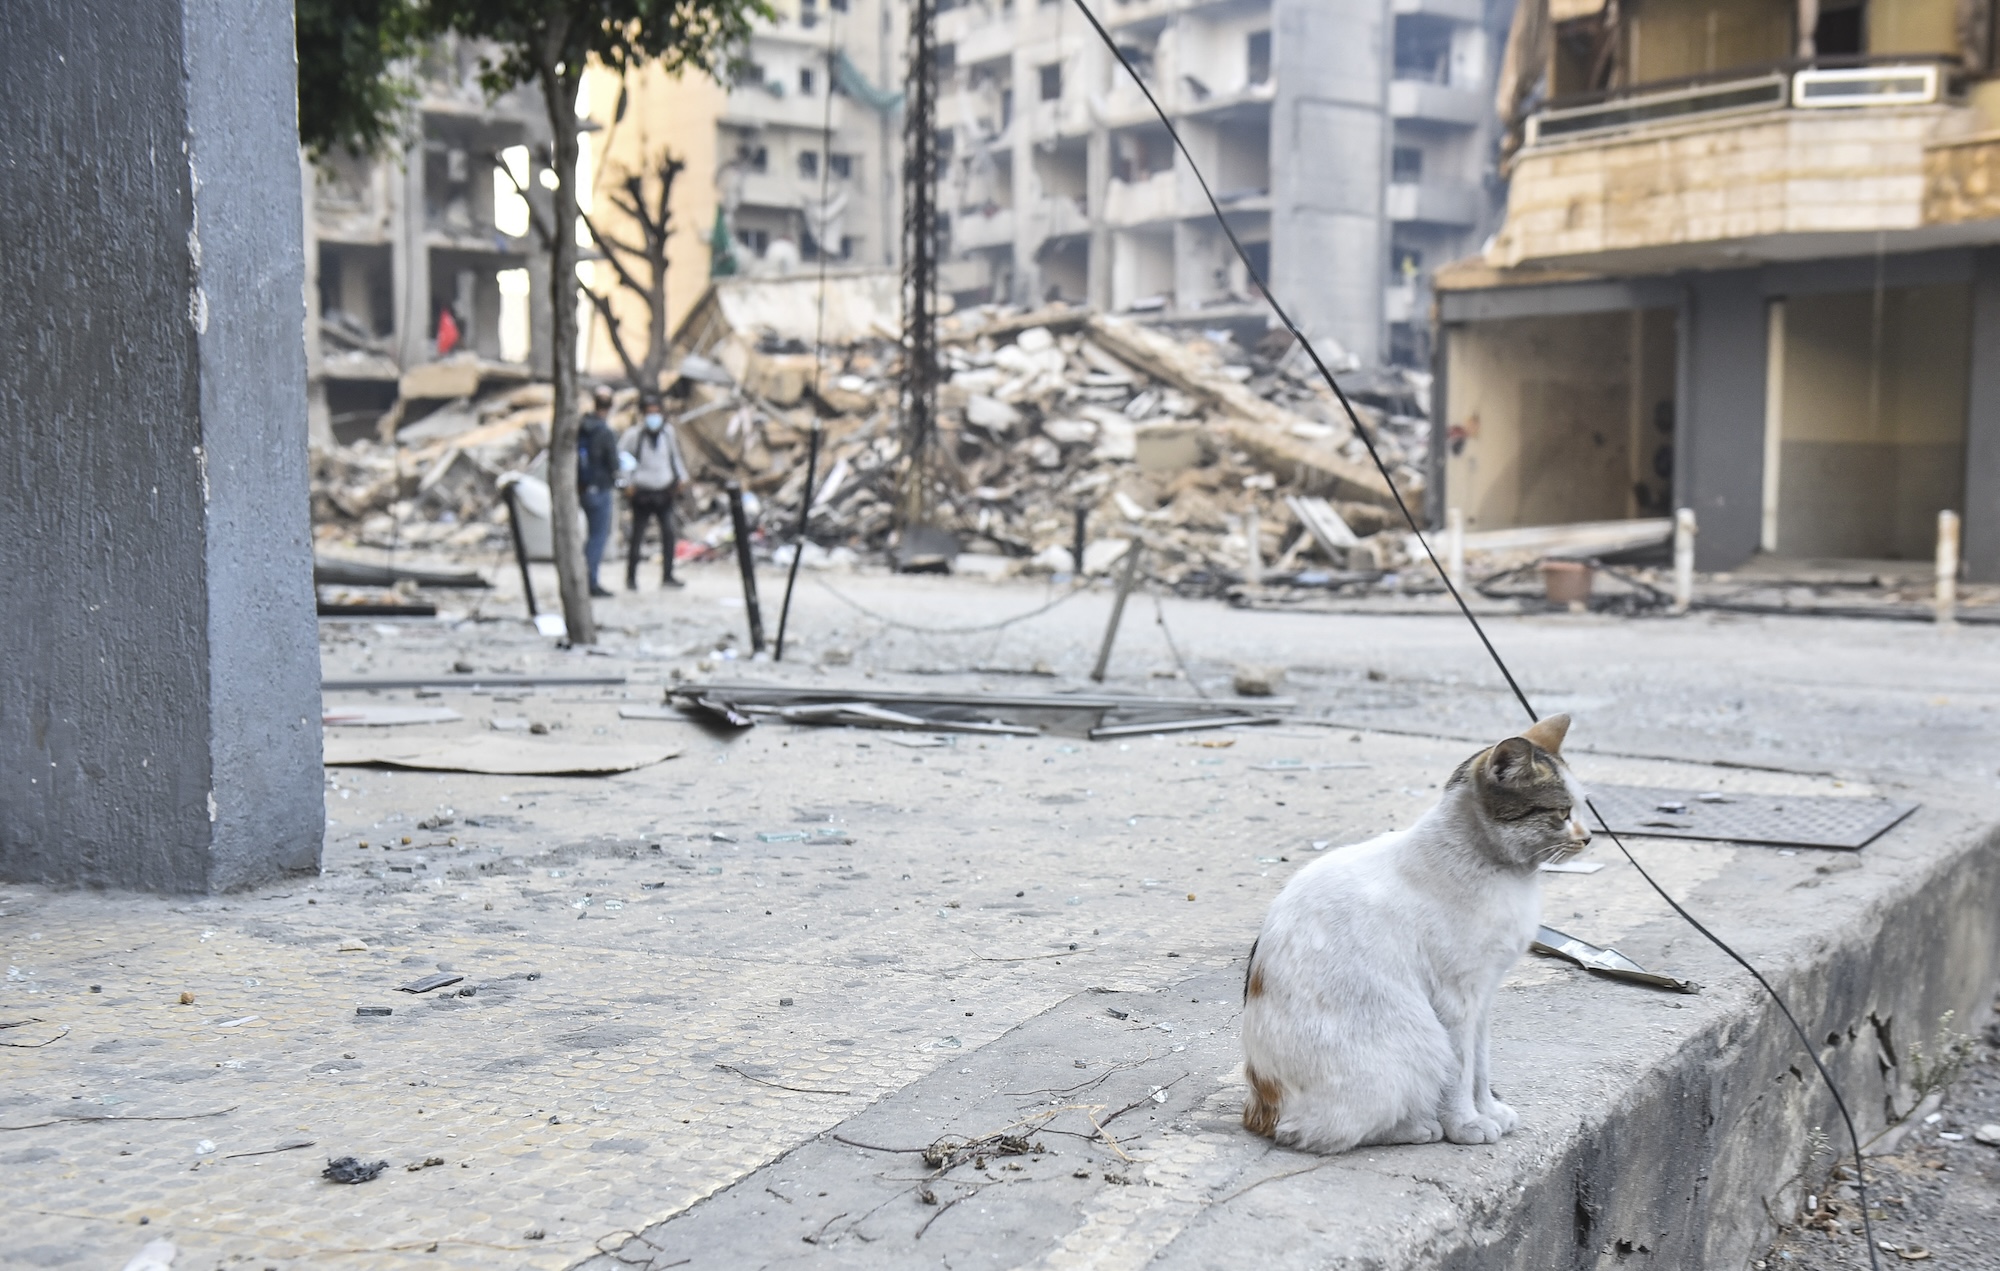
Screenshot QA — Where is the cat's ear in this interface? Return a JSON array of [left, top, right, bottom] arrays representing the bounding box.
[[1519, 714, 1570, 756], [1487, 736, 1536, 784]]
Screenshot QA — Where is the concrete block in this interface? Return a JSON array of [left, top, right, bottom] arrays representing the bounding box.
[[400, 359, 482, 400], [0, 0, 320, 891], [1133, 422, 1201, 473]]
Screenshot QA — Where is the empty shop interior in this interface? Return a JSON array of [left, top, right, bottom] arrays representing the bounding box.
[[1437, 249, 2000, 578]]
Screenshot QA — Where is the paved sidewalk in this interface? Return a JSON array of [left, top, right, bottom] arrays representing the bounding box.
[[5, 564, 1998, 1269]]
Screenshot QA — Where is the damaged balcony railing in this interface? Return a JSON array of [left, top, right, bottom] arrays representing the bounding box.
[[1525, 57, 1953, 147]]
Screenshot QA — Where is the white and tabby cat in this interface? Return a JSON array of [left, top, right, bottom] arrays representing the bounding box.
[[1239, 715, 1590, 1153]]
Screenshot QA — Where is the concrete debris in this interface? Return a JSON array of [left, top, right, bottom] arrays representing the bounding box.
[[321, 1156, 388, 1184], [309, 289, 1434, 592], [398, 973, 465, 994], [1230, 665, 1285, 697]]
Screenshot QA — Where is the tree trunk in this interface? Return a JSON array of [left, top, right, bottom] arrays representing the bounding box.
[[539, 49, 596, 645], [640, 159, 680, 388]]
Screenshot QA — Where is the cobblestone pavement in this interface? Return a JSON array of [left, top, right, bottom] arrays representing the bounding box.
[[5, 562, 1997, 1269]]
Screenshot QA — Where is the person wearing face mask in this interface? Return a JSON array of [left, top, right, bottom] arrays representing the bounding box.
[[619, 389, 690, 590]]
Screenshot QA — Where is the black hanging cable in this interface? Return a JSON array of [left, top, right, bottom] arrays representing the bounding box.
[[1067, 3, 1879, 1262], [774, 6, 844, 661]]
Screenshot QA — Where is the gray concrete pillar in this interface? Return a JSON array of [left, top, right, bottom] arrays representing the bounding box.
[[1963, 248, 2000, 581], [1271, 0, 1388, 365], [1678, 270, 1768, 570], [0, 0, 322, 891]]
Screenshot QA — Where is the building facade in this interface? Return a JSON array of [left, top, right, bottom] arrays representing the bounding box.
[[304, 38, 551, 445], [933, 0, 1516, 366], [577, 0, 907, 381], [1436, 0, 2000, 578]]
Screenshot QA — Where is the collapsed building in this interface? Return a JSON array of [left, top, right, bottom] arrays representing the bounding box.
[[304, 37, 552, 448], [311, 271, 1434, 590], [1436, 0, 2000, 579]]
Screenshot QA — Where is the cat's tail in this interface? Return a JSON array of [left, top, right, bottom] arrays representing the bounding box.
[[1241, 1060, 1283, 1139]]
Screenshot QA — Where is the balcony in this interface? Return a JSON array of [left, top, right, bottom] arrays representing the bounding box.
[[1105, 170, 1180, 227], [954, 206, 1016, 251], [1490, 61, 1978, 272], [735, 171, 810, 212], [1386, 179, 1481, 226], [1389, 79, 1483, 129], [722, 85, 850, 132]]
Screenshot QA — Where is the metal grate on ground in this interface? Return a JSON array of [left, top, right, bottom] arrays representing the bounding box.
[[1586, 784, 1918, 850]]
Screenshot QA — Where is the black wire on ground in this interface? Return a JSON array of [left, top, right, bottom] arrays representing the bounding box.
[[1067, 2, 1880, 1261]]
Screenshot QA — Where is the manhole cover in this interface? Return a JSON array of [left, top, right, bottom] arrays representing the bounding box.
[[1585, 784, 1916, 850]]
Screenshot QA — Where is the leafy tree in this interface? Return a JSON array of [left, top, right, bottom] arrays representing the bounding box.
[[392, 0, 766, 643], [295, 0, 421, 159]]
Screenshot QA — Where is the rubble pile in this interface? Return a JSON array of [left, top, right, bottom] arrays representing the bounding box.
[[312, 383, 553, 551], [311, 283, 1434, 588], [677, 302, 1433, 585]]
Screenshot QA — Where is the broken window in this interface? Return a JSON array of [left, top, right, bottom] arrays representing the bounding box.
[[1247, 30, 1272, 86], [829, 152, 854, 179], [799, 66, 816, 95], [1392, 146, 1424, 183], [1040, 62, 1063, 101], [798, 150, 819, 179], [1394, 13, 1454, 85]]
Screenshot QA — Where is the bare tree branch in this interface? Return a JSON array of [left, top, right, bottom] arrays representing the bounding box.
[[578, 209, 654, 301], [583, 287, 646, 388]]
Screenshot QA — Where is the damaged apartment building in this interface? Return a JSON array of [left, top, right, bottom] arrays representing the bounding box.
[[1436, 0, 2000, 579], [305, 38, 551, 445], [931, 0, 1517, 366], [714, 0, 906, 273]]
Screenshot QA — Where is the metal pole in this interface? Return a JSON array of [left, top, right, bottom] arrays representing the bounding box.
[[1071, 500, 1089, 574], [1672, 507, 1697, 614], [1937, 508, 1960, 626], [896, 0, 940, 548], [773, 424, 823, 661], [502, 482, 538, 618], [1090, 540, 1144, 684], [726, 483, 767, 654]]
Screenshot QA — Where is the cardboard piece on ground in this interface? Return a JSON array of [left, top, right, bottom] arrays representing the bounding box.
[[322, 706, 464, 727], [323, 735, 680, 775]]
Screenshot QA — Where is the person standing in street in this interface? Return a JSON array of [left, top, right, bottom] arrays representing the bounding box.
[[578, 385, 621, 598], [621, 389, 690, 590]]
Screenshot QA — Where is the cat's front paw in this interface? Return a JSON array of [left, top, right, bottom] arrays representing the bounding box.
[[1443, 1113, 1502, 1145], [1484, 1100, 1519, 1134]]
